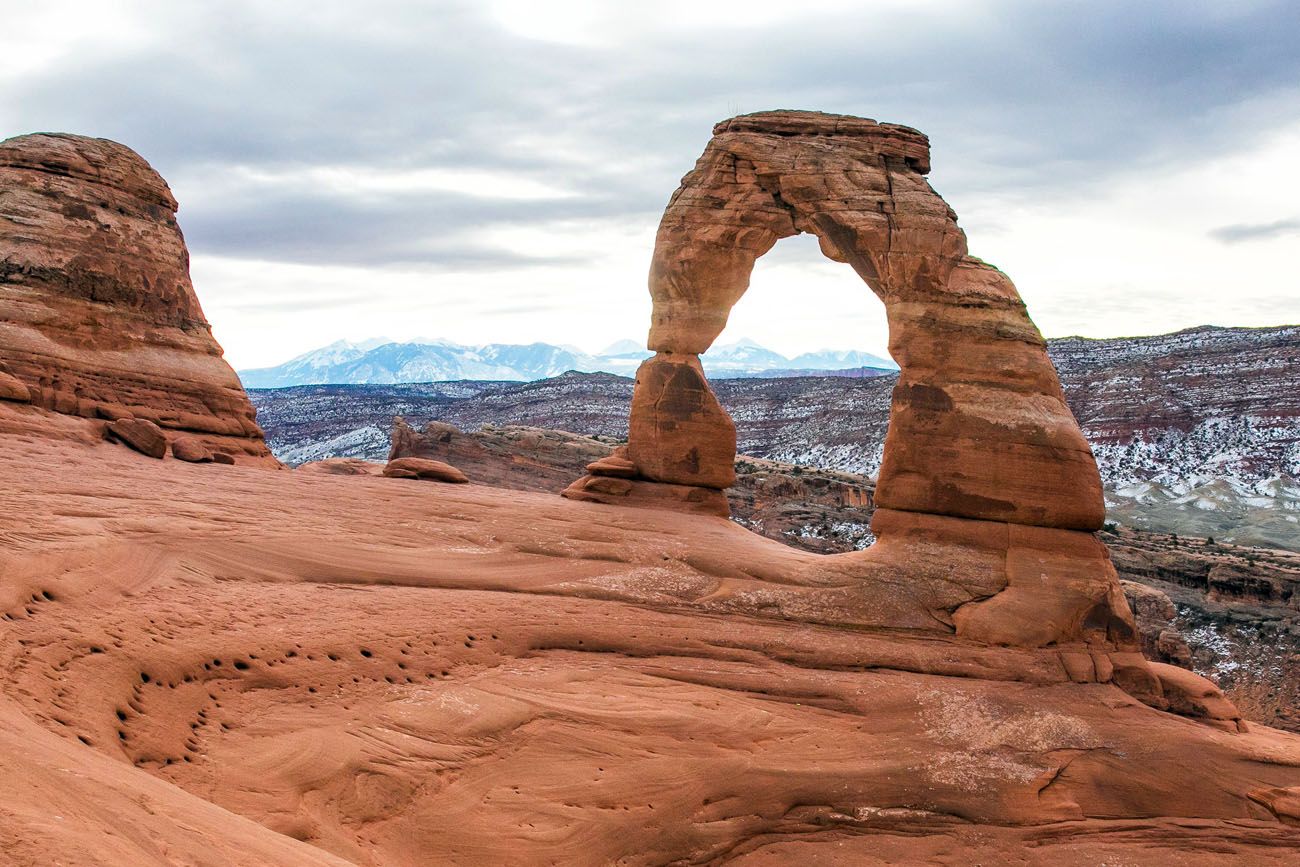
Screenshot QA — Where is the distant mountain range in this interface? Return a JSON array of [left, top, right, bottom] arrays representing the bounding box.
[[236, 337, 897, 388]]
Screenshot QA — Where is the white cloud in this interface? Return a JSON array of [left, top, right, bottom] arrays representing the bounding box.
[[962, 118, 1300, 340]]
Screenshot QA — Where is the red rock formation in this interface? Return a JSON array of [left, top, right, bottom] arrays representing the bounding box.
[[567, 110, 1099, 529], [3, 117, 1294, 864], [0, 133, 273, 463], [298, 457, 383, 476], [561, 112, 1161, 677], [171, 436, 214, 463], [105, 418, 168, 459], [383, 456, 469, 483], [0, 367, 31, 402]]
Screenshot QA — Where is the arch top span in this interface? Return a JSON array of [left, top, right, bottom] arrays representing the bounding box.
[[648, 110, 959, 357], [566, 109, 1104, 535]]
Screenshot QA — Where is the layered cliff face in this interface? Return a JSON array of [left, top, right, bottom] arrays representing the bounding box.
[[1052, 326, 1300, 548], [0, 133, 272, 462]]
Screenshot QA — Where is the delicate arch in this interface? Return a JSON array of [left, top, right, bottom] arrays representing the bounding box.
[[567, 110, 1103, 532]]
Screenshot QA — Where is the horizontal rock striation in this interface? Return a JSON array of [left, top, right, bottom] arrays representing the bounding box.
[[0, 133, 272, 462]]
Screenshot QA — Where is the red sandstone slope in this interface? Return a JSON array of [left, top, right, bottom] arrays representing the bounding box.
[[4, 438, 1300, 865]]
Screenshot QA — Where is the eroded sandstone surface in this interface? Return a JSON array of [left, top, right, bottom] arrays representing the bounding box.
[[0, 133, 272, 462], [4, 441, 1300, 865]]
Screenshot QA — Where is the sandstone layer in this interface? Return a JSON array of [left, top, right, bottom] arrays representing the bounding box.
[[0, 133, 272, 462]]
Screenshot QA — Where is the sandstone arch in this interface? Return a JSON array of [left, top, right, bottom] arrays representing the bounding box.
[[568, 110, 1100, 529], [565, 111, 1138, 652]]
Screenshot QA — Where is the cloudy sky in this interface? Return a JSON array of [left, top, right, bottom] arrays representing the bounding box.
[[4, 0, 1298, 369]]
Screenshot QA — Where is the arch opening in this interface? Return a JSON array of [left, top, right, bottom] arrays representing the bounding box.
[[709, 231, 894, 381]]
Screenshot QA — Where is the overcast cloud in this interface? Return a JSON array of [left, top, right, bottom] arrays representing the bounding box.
[[3, 0, 1298, 367]]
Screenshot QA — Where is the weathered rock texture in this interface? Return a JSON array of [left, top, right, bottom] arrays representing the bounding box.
[[0, 133, 272, 462], [105, 417, 168, 460], [382, 456, 469, 484], [4, 436, 1300, 864], [566, 111, 1128, 657], [170, 435, 214, 463]]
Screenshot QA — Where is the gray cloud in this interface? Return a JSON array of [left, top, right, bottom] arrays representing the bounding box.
[[177, 181, 629, 269], [1209, 218, 1300, 244], [5, 0, 1300, 270]]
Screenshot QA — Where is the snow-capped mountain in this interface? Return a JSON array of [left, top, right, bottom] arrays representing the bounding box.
[[700, 338, 791, 376], [788, 348, 895, 370], [237, 337, 897, 387], [238, 340, 604, 388]]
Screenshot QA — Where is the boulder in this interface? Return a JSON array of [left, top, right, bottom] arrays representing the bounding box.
[[1156, 628, 1194, 668], [1150, 661, 1243, 729], [105, 418, 168, 459], [586, 449, 637, 479], [0, 370, 30, 403], [1248, 786, 1300, 826], [562, 473, 729, 517], [211, 452, 237, 466], [383, 457, 469, 484], [298, 458, 383, 476], [1122, 579, 1194, 668], [171, 436, 214, 463]]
